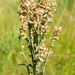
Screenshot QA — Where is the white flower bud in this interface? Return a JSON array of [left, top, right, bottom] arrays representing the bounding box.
[[49, 51, 53, 54], [22, 45, 25, 49], [20, 52, 24, 54]]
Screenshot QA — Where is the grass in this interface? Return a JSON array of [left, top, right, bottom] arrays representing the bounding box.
[[0, 0, 75, 75]]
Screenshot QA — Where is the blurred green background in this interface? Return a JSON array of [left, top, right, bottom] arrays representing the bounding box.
[[0, 0, 75, 75]]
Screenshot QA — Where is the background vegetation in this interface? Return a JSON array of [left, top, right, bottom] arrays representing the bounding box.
[[0, 0, 75, 75]]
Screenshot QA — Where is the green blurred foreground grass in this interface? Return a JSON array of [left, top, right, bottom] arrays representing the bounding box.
[[0, 0, 75, 75]]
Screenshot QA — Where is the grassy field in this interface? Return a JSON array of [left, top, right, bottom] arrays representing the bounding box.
[[0, 0, 75, 75]]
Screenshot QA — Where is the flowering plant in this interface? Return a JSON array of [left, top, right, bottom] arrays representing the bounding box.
[[18, 0, 62, 75]]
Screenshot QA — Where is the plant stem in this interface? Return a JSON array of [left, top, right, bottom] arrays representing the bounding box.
[[21, 39, 28, 64], [27, 65, 30, 75], [21, 40, 30, 75], [43, 41, 54, 75]]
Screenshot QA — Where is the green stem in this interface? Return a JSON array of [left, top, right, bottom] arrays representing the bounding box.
[[27, 66, 30, 75], [33, 33, 38, 75], [43, 41, 54, 75]]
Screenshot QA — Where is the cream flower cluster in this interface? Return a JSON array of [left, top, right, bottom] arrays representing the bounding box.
[[18, 0, 57, 39], [53, 26, 62, 40]]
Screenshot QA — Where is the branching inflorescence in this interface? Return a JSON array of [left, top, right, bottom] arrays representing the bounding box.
[[18, 0, 62, 75]]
